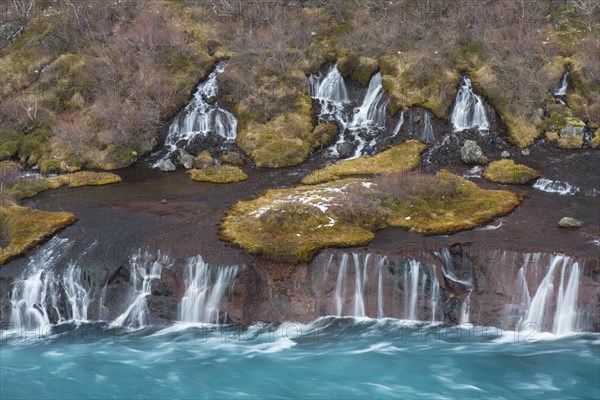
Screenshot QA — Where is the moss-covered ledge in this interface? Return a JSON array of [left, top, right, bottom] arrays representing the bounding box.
[[221, 171, 521, 263], [0, 202, 77, 265], [188, 166, 248, 183], [483, 160, 541, 184], [301, 140, 427, 185]]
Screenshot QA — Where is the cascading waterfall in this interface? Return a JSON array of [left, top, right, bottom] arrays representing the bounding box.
[[62, 263, 90, 321], [450, 76, 489, 133], [554, 71, 568, 105], [330, 253, 440, 321], [155, 63, 237, 166], [516, 254, 582, 334], [179, 256, 238, 323], [10, 238, 92, 330], [113, 250, 171, 328], [309, 65, 389, 158]]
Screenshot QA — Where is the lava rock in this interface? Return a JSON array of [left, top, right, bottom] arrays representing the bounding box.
[[337, 142, 356, 159], [159, 159, 176, 172], [460, 140, 483, 164], [560, 124, 585, 138], [558, 217, 583, 228]]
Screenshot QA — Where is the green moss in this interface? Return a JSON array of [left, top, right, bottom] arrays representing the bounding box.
[[18, 128, 51, 166], [338, 54, 378, 86], [221, 172, 521, 263], [565, 117, 586, 127], [0, 131, 24, 160], [6, 176, 63, 200], [94, 146, 138, 170], [188, 166, 247, 183], [39, 159, 62, 175], [590, 129, 600, 149], [312, 123, 339, 148], [482, 160, 541, 184], [302, 140, 427, 184], [0, 202, 77, 265], [59, 171, 122, 188]]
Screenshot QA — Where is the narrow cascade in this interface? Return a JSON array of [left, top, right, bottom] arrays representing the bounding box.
[[156, 63, 237, 165], [113, 250, 171, 328], [554, 72, 568, 105], [9, 238, 74, 330], [376, 257, 386, 319], [460, 290, 472, 324], [62, 263, 90, 322], [352, 253, 368, 317], [533, 177, 580, 195], [179, 256, 238, 324], [420, 112, 435, 143], [516, 254, 582, 334], [392, 110, 404, 137], [430, 265, 440, 323], [309, 63, 349, 101], [334, 254, 349, 316], [450, 76, 489, 133], [349, 72, 388, 129], [404, 260, 421, 321]]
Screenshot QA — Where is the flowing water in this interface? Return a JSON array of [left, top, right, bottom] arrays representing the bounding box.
[[450, 76, 489, 133], [533, 177, 580, 195], [554, 71, 568, 105], [1, 319, 598, 399], [309, 65, 389, 158], [154, 63, 237, 165]]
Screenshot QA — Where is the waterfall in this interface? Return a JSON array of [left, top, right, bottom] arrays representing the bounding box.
[[376, 257, 386, 318], [450, 76, 489, 133], [113, 250, 171, 328], [392, 110, 404, 137], [405, 260, 421, 320], [517, 254, 582, 334], [62, 263, 90, 321], [430, 265, 440, 323], [9, 238, 77, 330], [352, 253, 367, 317], [334, 254, 349, 316], [309, 66, 389, 158], [554, 72, 568, 105], [553, 262, 580, 335], [179, 256, 238, 323], [420, 112, 435, 143], [310, 63, 349, 101], [155, 63, 237, 166], [460, 291, 472, 324]]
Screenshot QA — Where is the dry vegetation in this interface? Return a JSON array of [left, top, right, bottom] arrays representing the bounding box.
[[221, 172, 521, 263], [1, 0, 597, 171], [187, 165, 248, 183], [483, 160, 541, 184]]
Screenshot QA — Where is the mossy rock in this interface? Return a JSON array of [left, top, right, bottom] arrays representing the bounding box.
[[59, 171, 122, 188], [219, 152, 243, 166], [95, 146, 138, 170], [39, 159, 62, 175], [302, 140, 427, 184], [0, 131, 24, 160], [0, 202, 78, 265], [312, 123, 339, 148], [251, 137, 309, 169], [18, 128, 51, 166], [483, 160, 541, 184], [590, 129, 600, 149], [194, 151, 215, 169], [188, 166, 248, 183], [565, 117, 586, 127], [557, 135, 583, 149], [221, 172, 521, 263], [338, 54, 378, 86]]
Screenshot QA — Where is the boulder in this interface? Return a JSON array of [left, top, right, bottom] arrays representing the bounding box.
[[0, 21, 22, 48], [194, 151, 214, 169], [460, 140, 483, 164], [521, 148, 531, 156], [159, 159, 176, 172], [413, 115, 422, 124], [219, 152, 244, 166], [560, 124, 585, 138], [500, 150, 510, 158], [180, 154, 195, 169], [558, 217, 583, 228], [337, 142, 356, 159]]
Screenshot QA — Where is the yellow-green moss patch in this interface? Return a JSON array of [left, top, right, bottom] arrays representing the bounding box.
[[221, 172, 521, 263], [188, 166, 248, 183], [302, 141, 427, 185], [482, 160, 541, 184], [0, 202, 78, 265], [60, 171, 122, 188]]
